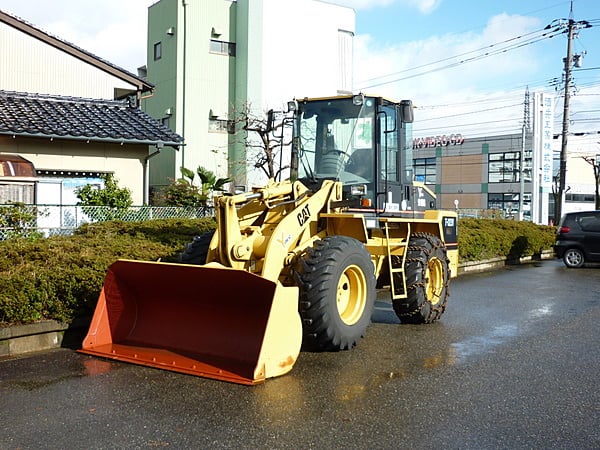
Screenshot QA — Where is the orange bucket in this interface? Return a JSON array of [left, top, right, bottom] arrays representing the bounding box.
[[79, 260, 302, 385]]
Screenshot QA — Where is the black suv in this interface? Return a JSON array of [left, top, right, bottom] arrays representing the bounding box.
[[554, 210, 600, 268]]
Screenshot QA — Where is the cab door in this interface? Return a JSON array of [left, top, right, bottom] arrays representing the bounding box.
[[377, 103, 413, 212]]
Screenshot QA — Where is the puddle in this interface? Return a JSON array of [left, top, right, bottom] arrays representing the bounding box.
[[527, 305, 552, 319], [451, 324, 518, 363]]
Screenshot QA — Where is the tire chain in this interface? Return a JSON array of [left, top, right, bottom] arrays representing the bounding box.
[[393, 232, 451, 323]]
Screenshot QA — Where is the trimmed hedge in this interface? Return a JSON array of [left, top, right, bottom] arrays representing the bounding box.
[[0, 218, 216, 325], [0, 217, 555, 325], [458, 218, 556, 262]]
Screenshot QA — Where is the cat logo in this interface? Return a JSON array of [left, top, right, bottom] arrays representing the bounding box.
[[297, 204, 311, 226]]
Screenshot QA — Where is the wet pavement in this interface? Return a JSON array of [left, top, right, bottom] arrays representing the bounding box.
[[1, 259, 599, 449]]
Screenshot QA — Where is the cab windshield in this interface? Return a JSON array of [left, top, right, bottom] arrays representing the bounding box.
[[296, 97, 376, 184]]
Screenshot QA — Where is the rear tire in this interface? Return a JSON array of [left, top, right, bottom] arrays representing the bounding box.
[[392, 233, 450, 324], [178, 231, 214, 265], [293, 236, 376, 351], [563, 248, 585, 268]]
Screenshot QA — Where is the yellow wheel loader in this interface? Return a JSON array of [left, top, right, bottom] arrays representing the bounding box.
[[79, 94, 458, 385]]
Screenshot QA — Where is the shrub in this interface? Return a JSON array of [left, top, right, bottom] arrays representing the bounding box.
[[0, 202, 47, 240], [75, 174, 133, 221], [163, 178, 206, 207], [458, 218, 555, 261], [0, 217, 216, 325], [75, 173, 132, 208], [0, 216, 555, 325]]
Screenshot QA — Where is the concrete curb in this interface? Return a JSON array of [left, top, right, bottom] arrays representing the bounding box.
[[458, 250, 554, 275], [1, 251, 556, 359], [0, 319, 88, 359]]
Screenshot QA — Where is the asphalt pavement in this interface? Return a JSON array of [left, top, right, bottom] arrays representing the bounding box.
[[1, 259, 599, 449]]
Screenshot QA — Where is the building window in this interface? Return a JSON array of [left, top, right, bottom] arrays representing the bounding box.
[[0, 183, 34, 204], [153, 42, 162, 61], [488, 193, 520, 214], [488, 152, 520, 183], [414, 157, 437, 185], [566, 193, 596, 203], [209, 118, 234, 134], [210, 39, 236, 56]]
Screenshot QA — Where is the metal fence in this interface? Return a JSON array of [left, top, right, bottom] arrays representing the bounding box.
[[0, 203, 520, 240], [0, 204, 214, 240], [457, 208, 505, 219]]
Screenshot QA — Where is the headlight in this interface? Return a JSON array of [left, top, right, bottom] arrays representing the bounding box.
[[350, 184, 367, 196]]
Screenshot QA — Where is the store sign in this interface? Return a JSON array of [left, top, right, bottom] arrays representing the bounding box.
[[540, 96, 553, 189], [413, 134, 465, 149]]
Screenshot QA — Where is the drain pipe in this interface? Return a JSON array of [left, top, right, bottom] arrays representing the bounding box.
[[144, 143, 163, 205], [181, 0, 188, 168]]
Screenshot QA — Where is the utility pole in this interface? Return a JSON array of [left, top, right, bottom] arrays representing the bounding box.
[[555, 2, 592, 223], [556, 18, 574, 224]]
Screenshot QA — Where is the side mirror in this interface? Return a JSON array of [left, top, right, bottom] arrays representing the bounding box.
[[400, 100, 414, 123], [266, 109, 274, 133]]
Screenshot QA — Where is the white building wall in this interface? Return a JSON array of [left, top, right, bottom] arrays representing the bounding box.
[[242, 0, 355, 187], [0, 21, 139, 99], [558, 134, 599, 214], [260, 0, 355, 109], [0, 138, 146, 204]]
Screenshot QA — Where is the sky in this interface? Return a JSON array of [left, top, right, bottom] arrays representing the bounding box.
[[2, 0, 600, 145]]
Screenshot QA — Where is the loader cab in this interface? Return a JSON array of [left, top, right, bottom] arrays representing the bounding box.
[[292, 94, 426, 214]]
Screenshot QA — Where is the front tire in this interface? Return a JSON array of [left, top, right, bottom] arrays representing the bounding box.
[[293, 236, 376, 351], [392, 233, 450, 324], [178, 231, 214, 265], [563, 248, 585, 268]]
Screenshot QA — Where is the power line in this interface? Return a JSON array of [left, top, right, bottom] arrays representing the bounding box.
[[418, 103, 522, 122], [359, 27, 555, 85], [357, 28, 564, 90]]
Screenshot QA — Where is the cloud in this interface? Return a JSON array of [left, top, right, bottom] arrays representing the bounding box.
[[353, 13, 548, 135], [406, 0, 442, 14]]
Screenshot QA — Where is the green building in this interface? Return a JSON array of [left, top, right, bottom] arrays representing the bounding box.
[[143, 0, 355, 196]]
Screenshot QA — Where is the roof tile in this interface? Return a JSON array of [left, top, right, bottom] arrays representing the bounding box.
[[0, 91, 183, 147]]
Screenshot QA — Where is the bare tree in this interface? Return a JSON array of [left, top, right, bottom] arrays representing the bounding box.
[[232, 103, 292, 181], [582, 154, 600, 209]]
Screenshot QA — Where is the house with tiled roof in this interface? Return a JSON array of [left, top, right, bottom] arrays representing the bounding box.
[[0, 90, 182, 204], [0, 9, 182, 206]]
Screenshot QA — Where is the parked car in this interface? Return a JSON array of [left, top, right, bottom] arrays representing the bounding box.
[[554, 210, 600, 268]]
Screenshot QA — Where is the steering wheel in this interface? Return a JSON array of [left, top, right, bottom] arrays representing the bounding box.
[[328, 149, 355, 166]]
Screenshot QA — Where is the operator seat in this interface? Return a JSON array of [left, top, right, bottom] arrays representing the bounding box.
[[318, 135, 344, 175]]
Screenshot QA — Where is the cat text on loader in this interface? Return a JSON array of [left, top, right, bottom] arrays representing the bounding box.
[[79, 94, 458, 385]]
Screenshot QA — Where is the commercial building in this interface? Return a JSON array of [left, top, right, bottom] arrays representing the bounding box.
[[413, 92, 599, 224], [143, 0, 355, 193], [413, 131, 536, 218]]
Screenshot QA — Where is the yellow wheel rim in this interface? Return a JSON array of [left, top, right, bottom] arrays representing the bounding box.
[[425, 257, 444, 305], [336, 264, 367, 325]]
